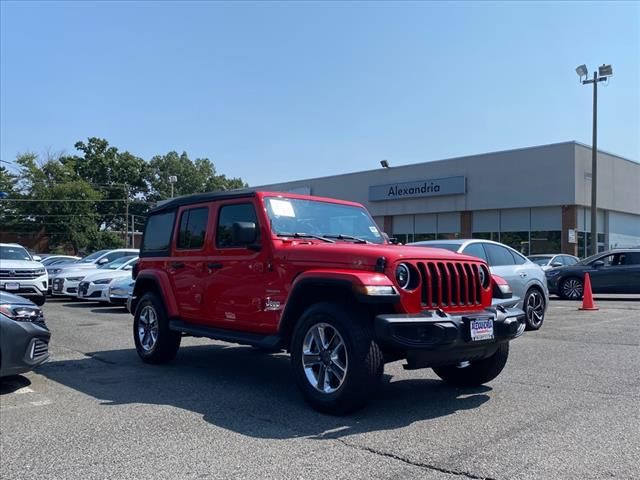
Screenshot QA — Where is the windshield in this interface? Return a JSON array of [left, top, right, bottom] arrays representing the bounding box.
[[0, 245, 32, 261], [79, 250, 109, 263], [529, 256, 553, 266], [99, 256, 137, 270], [265, 197, 384, 244], [577, 252, 606, 265]]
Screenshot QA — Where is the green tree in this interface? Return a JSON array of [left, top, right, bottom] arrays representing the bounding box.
[[147, 151, 246, 201]]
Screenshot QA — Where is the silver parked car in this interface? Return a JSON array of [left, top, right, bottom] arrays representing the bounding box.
[[410, 239, 549, 330], [528, 254, 579, 271]]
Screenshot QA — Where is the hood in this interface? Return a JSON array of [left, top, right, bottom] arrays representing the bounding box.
[[57, 267, 100, 279], [0, 259, 45, 270], [276, 241, 483, 268], [83, 270, 132, 283]]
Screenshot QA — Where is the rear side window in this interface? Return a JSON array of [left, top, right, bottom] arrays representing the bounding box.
[[177, 207, 209, 250], [485, 244, 516, 266], [462, 243, 488, 262], [142, 211, 176, 254], [511, 250, 527, 265], [217, 203, 258, 248]]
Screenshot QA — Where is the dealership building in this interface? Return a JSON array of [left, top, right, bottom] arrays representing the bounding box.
[[258, 141, 640, 257]]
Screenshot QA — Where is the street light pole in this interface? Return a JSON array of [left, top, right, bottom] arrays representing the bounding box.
[[168, 175, 178, 199], [576, 64, 612, 256]]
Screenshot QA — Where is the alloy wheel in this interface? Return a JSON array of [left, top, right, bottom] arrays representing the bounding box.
[[138, 305, 159, 352], [526, 290, 545, 328], [302, 323, 348, 394], [562, 279, 583, 299]]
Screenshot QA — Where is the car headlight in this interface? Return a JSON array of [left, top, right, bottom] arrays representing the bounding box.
[[0, 304, 43, 322], [35, 268, 46, 276], [93, 278, 113, 285], [49, 268, 62, 274], [67, 276, 85, 282], [395, 263, 411, 290]]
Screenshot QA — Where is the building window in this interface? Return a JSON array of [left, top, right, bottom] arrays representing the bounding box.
[[472, 232, 500, 242], [414, 233, 436, 242], [500, 231, 530, 256], [577, 232, 606, 258], [530, 231, 561, 255]]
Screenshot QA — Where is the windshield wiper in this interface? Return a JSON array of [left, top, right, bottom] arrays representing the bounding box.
[[276, 232, 335, 243], [322, 234, 368, 244]]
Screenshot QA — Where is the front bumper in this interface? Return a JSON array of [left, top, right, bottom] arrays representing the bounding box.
[[77, 281, 109, 301], [0, 319, 51, 377], [0, 276, 48, 302], [374, 306, 525, 369], [51, 278, 81, 297]]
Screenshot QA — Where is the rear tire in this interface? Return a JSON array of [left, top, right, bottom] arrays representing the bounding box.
[[523, 288, 545, 330], [133, 293, 181, 364], [290, 302, 384, 415], [433, 343, 509, 387]]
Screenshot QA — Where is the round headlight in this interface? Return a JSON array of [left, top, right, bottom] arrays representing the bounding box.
[[395, 263, 411, 290], [479, 265, 491, 289]]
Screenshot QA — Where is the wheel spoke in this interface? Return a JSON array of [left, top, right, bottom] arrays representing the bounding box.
[[317, 365, 327, 390], [303, 353, 322, 367]]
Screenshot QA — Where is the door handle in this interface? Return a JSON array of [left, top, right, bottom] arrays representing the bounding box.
[[519, 272, 528, 278], [207, 263, 223, 270], [170, 262, 185, 269]]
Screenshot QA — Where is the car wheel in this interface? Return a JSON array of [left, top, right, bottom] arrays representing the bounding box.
[[433, 343, 509, 387], [523, 288, 545, 330], [133, 293, 181, 364], [290, 302, 384, 414], [560, 277, 583, 300]]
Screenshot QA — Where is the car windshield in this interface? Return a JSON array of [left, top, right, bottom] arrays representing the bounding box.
[[265, 197, 384, 244], [415, 243, 460, 253], [79, 250, 109, 263], [577, 252, 608, 265], [0, 245, 32, 261], [99, 256, 136, 270], [529, 256, 553, 266]]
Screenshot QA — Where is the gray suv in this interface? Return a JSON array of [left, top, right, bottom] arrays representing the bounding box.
[[410, 239, 549, 330]]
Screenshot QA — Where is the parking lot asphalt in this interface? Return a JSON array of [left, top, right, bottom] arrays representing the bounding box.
[[1, 296, 639, 480]]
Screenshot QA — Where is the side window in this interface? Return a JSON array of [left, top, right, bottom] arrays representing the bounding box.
[[142, 211, 176, 254], [484, 244, 516, 266], [511, 250, 527, 265], [177, 207, 209, 250], [596, 254, 615, 266], [625, 252, 640, 265], [564, 256, 578, 266], [216, 203, 259, 248], [462, 243, 488, 263], [104, 251, 126, 263]]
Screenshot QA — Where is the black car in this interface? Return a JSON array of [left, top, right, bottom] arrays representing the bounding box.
[[0, 291, 50, 378], [546, 249, 640, 299]]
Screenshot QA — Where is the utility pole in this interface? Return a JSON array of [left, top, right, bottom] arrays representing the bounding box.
[[576, 64, 612, 256], [130, 213, 135, 248], [124, 184, 129, 248]]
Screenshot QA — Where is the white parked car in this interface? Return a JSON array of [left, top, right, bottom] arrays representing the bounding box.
[[49, 249, 138, 296], [108, 276, 135, 308], [0, 243, 48, 306], [527, 254, 579, 271], [410, 239, 549, 331], [77, 257, 137, 302], [51, 254, 137, 298]]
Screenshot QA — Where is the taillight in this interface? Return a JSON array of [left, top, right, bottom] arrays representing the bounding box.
[[491, 274, 513, 299]]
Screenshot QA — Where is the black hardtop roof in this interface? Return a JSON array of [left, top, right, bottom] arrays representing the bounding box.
[[149, 189, 257, 214]]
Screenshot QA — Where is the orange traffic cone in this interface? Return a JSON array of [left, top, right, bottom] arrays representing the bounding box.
[[579, 272, 599, 311]]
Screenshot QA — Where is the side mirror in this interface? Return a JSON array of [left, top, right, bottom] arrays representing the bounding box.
[[592, 260, 605, 268], [231, 222, 258, 246], [98, 258, 110, 265], [33, 255, 42, 262], [551, 262, 563, 268]]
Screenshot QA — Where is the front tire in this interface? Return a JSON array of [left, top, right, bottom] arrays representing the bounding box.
[[290, 302, 383, 415], [133, 293, 181, 364], [523, 288, 545, 330], [433, 343, 509, 387], [559, 277, 583, 300]]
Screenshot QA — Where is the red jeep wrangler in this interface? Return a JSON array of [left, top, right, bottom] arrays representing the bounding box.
[[132, 190, 524, 413]]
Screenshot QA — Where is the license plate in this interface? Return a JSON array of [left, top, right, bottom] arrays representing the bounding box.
[[470, 317, 494, 341], [4, 282, 19, 291]]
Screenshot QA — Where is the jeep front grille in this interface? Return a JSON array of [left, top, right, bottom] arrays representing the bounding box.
[[414, 261, 484, 308]]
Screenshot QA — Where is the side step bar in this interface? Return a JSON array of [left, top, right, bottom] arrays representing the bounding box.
[[168, 320, 282, 351]]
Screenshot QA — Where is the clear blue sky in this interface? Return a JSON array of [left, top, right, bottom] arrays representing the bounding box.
[[1, 1, 638, 186]]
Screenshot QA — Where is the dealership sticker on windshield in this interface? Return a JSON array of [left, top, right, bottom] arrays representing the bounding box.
[[269, 199, 296, 217], [470, 318, 494, 341]]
